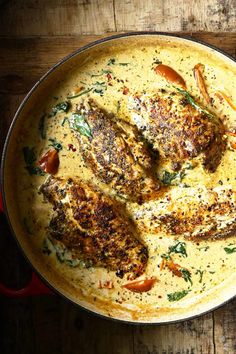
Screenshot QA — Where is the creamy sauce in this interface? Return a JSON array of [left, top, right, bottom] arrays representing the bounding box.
[[12, 37, 236, 320]]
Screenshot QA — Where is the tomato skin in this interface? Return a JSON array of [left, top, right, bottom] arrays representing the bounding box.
[[230, 142, 236, 150], [38, 149, 59, 175], [154, 64, 186, 88], [166, 261, 182, 277], [215, 91, 236, 111], [122, 278, 156, 293], [122, 86, 129, 95], [193, 63, 211, 104]]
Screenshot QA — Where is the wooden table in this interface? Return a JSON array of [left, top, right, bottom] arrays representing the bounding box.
[[0, 1, 236, 353]]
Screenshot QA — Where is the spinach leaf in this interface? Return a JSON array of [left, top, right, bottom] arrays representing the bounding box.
[[161, 170, 186, 186], [161, 253, 172, 260], [174, 87, 214, 119], [107, 58, 116, 65], [67, 88, 93, 99], [169, 241, 187, 258], [38, 114, 46, 139], [22, 147, 45, 175], [42, 237, 92, 268], [161, 171, 178, 185], [224, 247, 236, 254], [52, 101, 70, 115], [92, 81, 107, 95], [48, 138, 63, 151], [167, 289, 190, 302], [180, 269, 192, 285], [69, 113, 92, 138]]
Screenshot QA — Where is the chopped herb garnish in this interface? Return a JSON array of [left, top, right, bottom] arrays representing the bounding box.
[[48, 138, 63, 151], [91, 69, 112, 77], [198, 245, 210, 252], [224, 246, 236, 254], [153, 58, 162, 65], [161, 253, 172, 260], [93, 81, 106, 86], [67, 88, 93, 99], [38, 114, 46, 139], [185, 163, 194, 170], [69, 113, 92, 138], [42, 237, 92, 268], [22, 146, 45, 175], [107, 58, 116, 65], [180, 269, 193, 286], [167, 289, 190, 302], [92, 81, 107, 95], [23, 146, 35, 166], [169, 241, 187, 258], [61, 117, 68, 126], [161, 170, 186, 185], [107, 58, 129, 66], [93, 88, 104, 94], [161, 171, 178, 185], [52, 101, 70, 115], [196, 269, 204, 283], [42, 238, 54, 255], [174, 87, 214, 119]]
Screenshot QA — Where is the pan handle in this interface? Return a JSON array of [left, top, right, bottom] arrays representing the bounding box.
[[0, 192, 53, 297], [0, 272, 53, 297]]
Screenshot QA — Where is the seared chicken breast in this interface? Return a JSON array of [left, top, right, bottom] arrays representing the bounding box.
[[40, 177, 148, 279], [68, 101, 160, 203], [128, 89, 226, 172], [133, 187, 236, 240]]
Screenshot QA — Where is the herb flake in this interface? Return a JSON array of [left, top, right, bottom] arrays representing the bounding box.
[[48, 138, 63, 151], [180, 269, 192, 285], [161, 170, 186, 186], [196, 269, 204, 283], [91, 69, 112, 77], [169, 241, 188, 258], [174, 87, 214, 119], [224, 246, 236, 254], [38, 114, 46, 139], [107, 58, 116, 65], [22, 146, 45, 176], [67, 88, 93, 99], [69, 113, 92, 138], [167, 289, 190, 302], [52, 101, 70, 115]]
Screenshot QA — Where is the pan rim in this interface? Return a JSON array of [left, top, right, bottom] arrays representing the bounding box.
[[1, 31, 236, 325]]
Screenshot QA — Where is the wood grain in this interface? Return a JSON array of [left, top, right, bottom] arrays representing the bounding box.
[[115, 0, 236, 32], [0, 32, 236, 97], [133, 313, 215, 354], [0, 32, 235, 143], [213, 301, 236, 354], [0, 0, 236, 35]]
